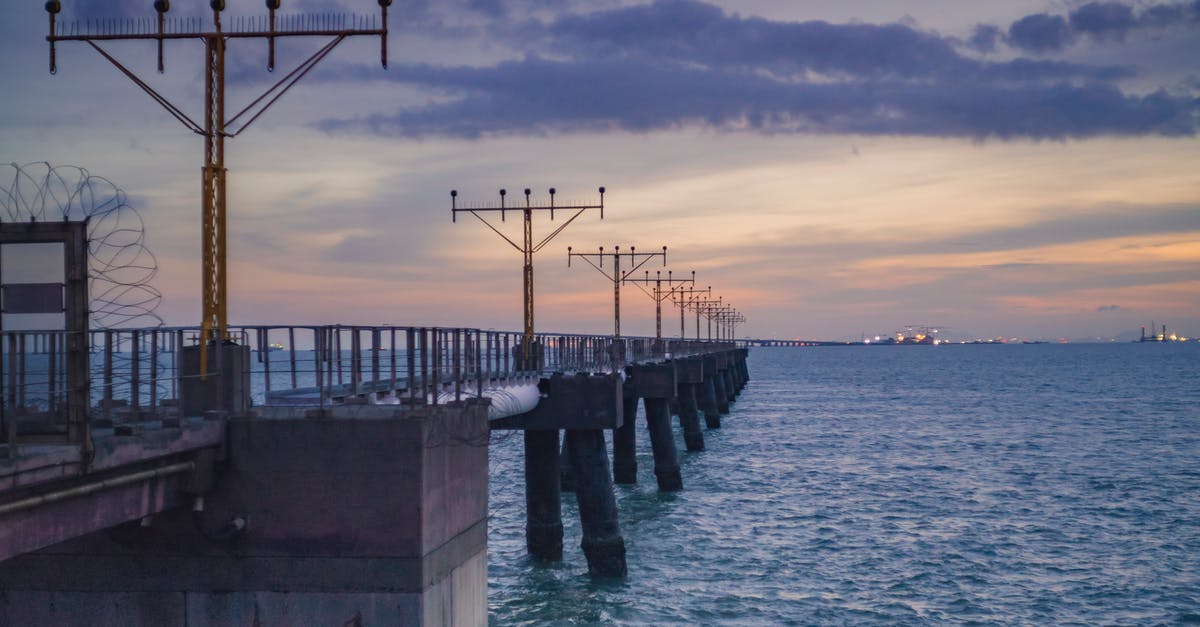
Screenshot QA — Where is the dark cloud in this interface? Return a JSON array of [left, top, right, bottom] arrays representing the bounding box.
[[1005, 1, 1200, 53], [1007, 13, 1075, 53], [967, 24, 1003, 54], [304, 0, 1197, 140], [1141, 0, 1200, 27], [535, 2, 1126, 82], [317, 55, 1193, 140], [1070, 2, 1136, 41]]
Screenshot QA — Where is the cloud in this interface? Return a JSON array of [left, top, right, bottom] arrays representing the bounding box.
[[1096, 304, 1123, 312], [967, 24, 1003, 54], [305, 0, 1195, 141], [1005, 1, 1200, 53], [957, 203, 1200, 252], [1007, 13, 1075, 53], [317, 55, 1196, 140], [1070, 2, 1137, 41], [533, 1, 1129, 82]]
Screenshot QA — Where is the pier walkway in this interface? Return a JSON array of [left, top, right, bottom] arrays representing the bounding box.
[[0, 324, 747, 624]]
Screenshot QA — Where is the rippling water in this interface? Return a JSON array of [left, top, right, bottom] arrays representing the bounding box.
[[487, 344, 1200, 625]]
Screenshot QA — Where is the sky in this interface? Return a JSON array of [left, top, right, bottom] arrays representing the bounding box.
[[1, 0, 1198, 341]]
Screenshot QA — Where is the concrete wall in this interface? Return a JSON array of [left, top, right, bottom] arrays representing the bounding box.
[[0, 401, 489, 626]]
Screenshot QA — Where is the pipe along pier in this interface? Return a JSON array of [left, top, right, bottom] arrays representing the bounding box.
[[0, 325, 748, 623]]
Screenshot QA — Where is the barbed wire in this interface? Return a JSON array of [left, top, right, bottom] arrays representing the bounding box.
[[1, 162, 163, 328]]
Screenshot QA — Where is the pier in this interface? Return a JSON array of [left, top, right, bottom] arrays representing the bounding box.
[[0, 324, 747, 624]]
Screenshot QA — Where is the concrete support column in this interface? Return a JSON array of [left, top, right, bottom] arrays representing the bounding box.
[[565, 429, 627, 578], [560, 436, 576, 493], [700, 376, 721, 429], [713, 370, 731, 414], [0, 405, 491, 625], [611, 394, 639, 485], [723, 368, 737, 404], [524, 429, 563, 561], [643, 397, 682, 491], [677, 383, 705, 451]]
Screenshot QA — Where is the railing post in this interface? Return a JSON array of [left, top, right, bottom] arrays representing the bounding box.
[[313, 327, 323, 405], [5, 334, 15, 414], [318, 327, 329, 405], [150, 330, 159, 412], [486, 332, 494, 389], [17, 335, 26, 411], [431, 329, 440, 405], [475, 330, 483, 398], [131, 330, 141, 411], [419, 328, 429, 405], [453, 328, 462, 402], [351, 327, 362, 396], [335, 326, 344, 387], [326, 326, 335, 398], [288, 327, 298, 390], [314, 328, 321, 397], [173, 329, 183, 403], [389, 328, 397, 395], [103, 330, 114, 410], [259, 328, 272, 400], [372, 327, 381, 391], [503, 334, 511, 385], [406, 328, 416, 404], [47, 333, 58, 414]]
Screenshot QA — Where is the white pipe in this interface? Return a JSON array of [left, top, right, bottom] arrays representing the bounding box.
[[437, 383, 541, 419]]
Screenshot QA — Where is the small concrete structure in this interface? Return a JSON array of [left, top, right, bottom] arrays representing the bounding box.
[[0, 402, 490, 626]]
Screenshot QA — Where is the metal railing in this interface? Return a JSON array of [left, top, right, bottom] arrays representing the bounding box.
[[1, 324, 736, 444]]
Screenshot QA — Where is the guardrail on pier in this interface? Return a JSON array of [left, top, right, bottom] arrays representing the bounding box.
[[2, 325, 733, 446]]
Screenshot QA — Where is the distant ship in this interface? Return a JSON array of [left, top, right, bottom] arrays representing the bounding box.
[[864, 325, 944, 345], [1139, 322, 1188, 343]]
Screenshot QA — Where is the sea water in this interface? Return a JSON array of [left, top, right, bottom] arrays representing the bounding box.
[[486, 343, 1200, 625]]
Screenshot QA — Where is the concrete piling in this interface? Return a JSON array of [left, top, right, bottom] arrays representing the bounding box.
[[734, 343, 744, 386], [612, 394, 639, 485], [524, 429, 563, 561], [723, 368, 737, 405], [565, 429, 627, 577], [713, 369, 730, 415], [700, 375, 721, 429], [643, 397, 683, 491], [677, 382, 705, 451], [560, 435, 576, 493]]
